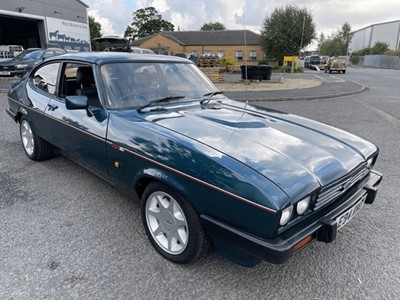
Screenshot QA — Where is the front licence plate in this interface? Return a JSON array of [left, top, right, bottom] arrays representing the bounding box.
[[0, 71, 11, 75], [336, 193, 367, 230]]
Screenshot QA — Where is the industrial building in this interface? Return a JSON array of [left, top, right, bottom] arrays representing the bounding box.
[[348, 19, 400, 53], [0, 0, 90, 52]]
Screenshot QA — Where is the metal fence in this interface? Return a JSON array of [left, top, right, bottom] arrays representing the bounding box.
[[350, 55, 400, 69]]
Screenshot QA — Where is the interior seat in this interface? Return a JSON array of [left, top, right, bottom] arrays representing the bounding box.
[[75, 66, 101, 107]]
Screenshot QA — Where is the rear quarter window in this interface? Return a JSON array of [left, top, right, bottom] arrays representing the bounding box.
[[31, 63, 60, 95]]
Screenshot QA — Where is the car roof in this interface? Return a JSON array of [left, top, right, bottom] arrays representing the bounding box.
[[46, 51, 192, 64]]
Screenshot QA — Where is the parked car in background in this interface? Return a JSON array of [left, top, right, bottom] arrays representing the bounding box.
[[298, 56, 305, 68], [309, 55, 321, 67], [0, 44, 24, 61], [320, 56, 329, 65], [94, 36, 155, 54], [325, 57, 347, 73], [174, 53, 199, 64], [6, 52, 382, 267], [127, 47, 155, 54], [319, 56, 329, 70], [0, 48, 66, 77], [304, 56, 310, 68]]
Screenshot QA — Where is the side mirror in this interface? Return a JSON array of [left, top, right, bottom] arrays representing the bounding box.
[[66, 95, 89, 110]]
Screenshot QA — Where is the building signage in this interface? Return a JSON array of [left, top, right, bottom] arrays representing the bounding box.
[[46, 17, 90, 51]]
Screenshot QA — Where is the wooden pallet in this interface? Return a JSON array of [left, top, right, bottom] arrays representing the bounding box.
[[199, 67, 224, 83]]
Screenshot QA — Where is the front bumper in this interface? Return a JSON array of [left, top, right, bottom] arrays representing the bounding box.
[[6, 106, 18, 122], [201, 170, 382, 266]]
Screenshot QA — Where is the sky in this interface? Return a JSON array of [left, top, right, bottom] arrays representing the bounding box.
[[84, 0, 400, 47]]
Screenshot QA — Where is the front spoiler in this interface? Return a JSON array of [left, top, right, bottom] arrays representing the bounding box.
[[201, 170, 382, 267]]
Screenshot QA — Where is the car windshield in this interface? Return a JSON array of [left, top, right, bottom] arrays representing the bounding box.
[[15, 49, 44, 60], [100, 62, 218, 109]]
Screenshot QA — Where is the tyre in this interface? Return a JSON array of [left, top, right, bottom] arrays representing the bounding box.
[[141, 182, 209, 264], [342, 70, 346, 74], [20, 116, 54, 161]]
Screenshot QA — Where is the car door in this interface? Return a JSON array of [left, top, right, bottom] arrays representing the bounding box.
[[39, 61, 109, 179]]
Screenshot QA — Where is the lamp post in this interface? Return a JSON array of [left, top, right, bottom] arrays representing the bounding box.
[[299, 15, 306, 59]]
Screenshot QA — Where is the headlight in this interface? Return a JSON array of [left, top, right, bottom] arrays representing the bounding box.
[[15, 64, 28, 69], [296, 196, 311, 215], [279, 205, 293, 226]]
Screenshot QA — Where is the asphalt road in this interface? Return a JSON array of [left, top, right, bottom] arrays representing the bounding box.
[[1, 67, 399, 299]]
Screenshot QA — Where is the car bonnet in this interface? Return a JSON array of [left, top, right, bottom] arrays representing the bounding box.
[[145, 102, 377, 201]]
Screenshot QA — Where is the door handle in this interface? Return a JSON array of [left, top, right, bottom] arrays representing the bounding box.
[[47, 104, 58, 111]]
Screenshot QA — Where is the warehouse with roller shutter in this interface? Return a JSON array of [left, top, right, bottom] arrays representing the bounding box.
[[0, 0, 90, 54]]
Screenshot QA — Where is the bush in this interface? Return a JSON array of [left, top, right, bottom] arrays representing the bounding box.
[[274, 65, 303, 73], [351, 41, 392, 57], [221, 56, 238, 66], [350, 55, 360, 65]]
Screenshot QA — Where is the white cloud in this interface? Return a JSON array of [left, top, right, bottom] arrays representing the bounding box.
[[85, 0, 134, 36], [84, 0, 400, 39], [88, 10, 118, 36]]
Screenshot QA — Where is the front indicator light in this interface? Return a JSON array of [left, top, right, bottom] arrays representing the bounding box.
[[296, 196, 311, 215], [279, 205, 293, 226], [293, 235, 314, 252]]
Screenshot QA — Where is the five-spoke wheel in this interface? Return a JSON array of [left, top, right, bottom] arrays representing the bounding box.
[[141, 182, 209, 264], [19, 116, 54, 161]]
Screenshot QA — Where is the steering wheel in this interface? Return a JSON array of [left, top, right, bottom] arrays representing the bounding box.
[[118, 92, 148, 106]]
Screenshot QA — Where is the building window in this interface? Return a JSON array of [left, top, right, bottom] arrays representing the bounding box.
[[249, 51, 257, 60], [235, 51, 243, 61], [217, 51, 224, 58]]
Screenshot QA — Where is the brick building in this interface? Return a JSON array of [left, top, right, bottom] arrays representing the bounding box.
[[131, 30, 264, 65]]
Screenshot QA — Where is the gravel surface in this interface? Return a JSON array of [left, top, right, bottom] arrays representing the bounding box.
[[216, 77, 321, 91]]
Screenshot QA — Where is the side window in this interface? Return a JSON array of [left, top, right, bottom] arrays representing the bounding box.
[[60, 63, 100, 107], [31, 63, 60, 95]]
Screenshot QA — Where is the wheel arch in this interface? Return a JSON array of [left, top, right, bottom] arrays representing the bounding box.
[[134, 167, 192, 205]]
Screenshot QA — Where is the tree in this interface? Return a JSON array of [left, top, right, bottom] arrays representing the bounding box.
[[260, 4, 316, 65], [200, 22, 226, 31], [350, 41, 391, 64], [319, 22, 352, 56], [371, 41, 390, 54], [124, 7, 174, 40], [88, 16, 102, 51]]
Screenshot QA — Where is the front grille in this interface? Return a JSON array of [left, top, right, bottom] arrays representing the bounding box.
[[314, 166, 370, 210], [0, 66, 15, 71]]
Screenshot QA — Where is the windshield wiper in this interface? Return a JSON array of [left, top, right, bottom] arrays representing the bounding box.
[[200, 91, 224, 105], [137, 95, 185, 111]]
